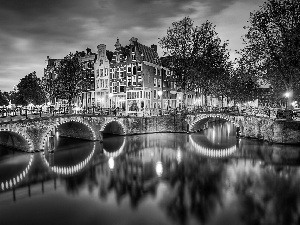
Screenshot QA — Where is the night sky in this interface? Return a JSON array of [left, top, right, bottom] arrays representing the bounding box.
[[0, 0, 264, 92]]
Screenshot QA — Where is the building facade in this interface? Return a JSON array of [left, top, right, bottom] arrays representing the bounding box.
[[94, 44, 110, 108], [77, 48, 97, 109]]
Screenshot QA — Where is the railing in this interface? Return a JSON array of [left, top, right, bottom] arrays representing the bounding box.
[[0, 105, 299, 122]]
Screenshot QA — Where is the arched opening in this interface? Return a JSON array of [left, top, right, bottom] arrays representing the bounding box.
[[0, 131, 31, 152], [103, 121, 125, 136], [57, 121, 95, 141], [191, 116, 239, 133]]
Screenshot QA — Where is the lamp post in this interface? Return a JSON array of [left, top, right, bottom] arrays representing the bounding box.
[[284, 91, 290, 109], [158, 90, 163, 115], [109, 93, 113, 115]]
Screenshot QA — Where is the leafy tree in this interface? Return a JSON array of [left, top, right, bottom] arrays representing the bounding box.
[[0, 91, 9, 106], [16, 71, 47, 106], [159, 17, 231, 107], [228, 67, 259, 104], [240, 0, 300, 108], [106, 50, 114, 61], [52, 52, 90, 106]]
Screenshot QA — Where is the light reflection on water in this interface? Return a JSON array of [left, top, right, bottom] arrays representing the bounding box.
[[0, 121, 300, 225]]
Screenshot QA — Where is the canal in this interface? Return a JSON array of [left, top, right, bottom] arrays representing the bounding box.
[[0, 121, 300, 225]]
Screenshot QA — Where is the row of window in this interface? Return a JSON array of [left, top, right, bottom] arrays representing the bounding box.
[[127, 91, 151, 100], [96, 79, 109, 89]]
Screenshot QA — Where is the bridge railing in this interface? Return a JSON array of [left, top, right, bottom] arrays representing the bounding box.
[[0, 105, 299, 122]]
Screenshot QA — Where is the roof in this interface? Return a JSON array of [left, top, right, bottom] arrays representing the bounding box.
[[136, 42, 160, 65]]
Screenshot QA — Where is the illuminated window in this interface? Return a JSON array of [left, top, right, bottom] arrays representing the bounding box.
[[153, 90, 157, 99], [127, 65, 132, 73]]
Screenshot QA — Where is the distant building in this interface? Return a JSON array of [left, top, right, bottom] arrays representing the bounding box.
[[44, 48, 97, 108], [76, 48, 97, 108], [108, 37, 181, 114], [43, 56, 61, 105], [94, 44, 110, 108]]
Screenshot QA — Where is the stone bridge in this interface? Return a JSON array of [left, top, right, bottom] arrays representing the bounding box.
[[0, 112, 299, 152]]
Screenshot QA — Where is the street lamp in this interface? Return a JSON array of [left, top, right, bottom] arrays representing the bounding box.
[[284, 91, 291, 109], [109, 93, 113, 114], [158, 90, 163, 115]]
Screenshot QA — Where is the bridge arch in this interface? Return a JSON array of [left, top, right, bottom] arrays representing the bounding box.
[[189, 114, 240, 132], [39, 118, 97, 151], [0, 128, 34, 152], [56, 119, 96, 139], [101, 119, 126, 135]]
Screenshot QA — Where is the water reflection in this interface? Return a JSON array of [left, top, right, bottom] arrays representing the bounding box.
[[1, 122, 300, 225]]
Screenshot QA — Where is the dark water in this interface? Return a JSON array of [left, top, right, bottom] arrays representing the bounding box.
[[1, 122, 300, 225]]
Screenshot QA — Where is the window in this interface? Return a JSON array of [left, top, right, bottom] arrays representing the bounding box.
[[133, 65, 136, 75], [138, 63, 142, 72], [158, 79, 161, 88], [113, 82, 118, 93], [127, 65, 132, 73], [132, 75, 136, 86], [154, 78, 157, 87], [155, 67, 157, 75], [153, 90, 157, 99], [96, 69, 99, 77], [132, 54, 136, 61], [105, 68, 108, 76], [100, 69, 103, 77], [120, 86, 125, 93], [116, 54, 120, 62]]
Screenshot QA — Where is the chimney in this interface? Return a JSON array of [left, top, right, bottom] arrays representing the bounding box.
[[151, 44, 157, 52]]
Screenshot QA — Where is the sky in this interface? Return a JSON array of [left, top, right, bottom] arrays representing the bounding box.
[[0, 0, 265, 92]]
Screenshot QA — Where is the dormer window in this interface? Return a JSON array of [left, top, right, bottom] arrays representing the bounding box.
[[116, 54, 120, 62]]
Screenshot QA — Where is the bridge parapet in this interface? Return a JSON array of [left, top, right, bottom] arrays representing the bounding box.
[[0, 113, 299, 152]]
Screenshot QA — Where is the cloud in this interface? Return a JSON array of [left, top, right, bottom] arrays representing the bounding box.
[[0, 0, 265, 92]]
